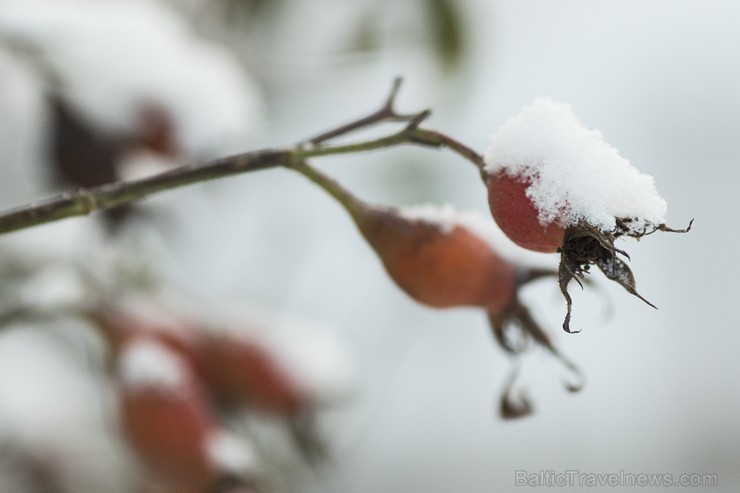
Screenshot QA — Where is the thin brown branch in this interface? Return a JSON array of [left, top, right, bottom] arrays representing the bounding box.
[[0, 79, 486, 236], [0, 149, 291, 235], [304, 77, 431, 145], [287, 161, 366, 218], [408, 128, 486, 179]]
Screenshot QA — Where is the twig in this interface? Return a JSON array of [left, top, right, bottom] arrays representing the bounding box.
[[296, 127, 485, 176], [287, 161, 366, 218], [0, 150, 291, 235], [0, 79, 485, 236], [304, 77, 431, 145], [409, 128, 487, 180]]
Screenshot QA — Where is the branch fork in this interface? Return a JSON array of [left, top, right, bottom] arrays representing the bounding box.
[[0, 77, 482, 235]]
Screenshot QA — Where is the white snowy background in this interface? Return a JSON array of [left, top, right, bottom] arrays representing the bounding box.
[[0, 0, 737, 492]]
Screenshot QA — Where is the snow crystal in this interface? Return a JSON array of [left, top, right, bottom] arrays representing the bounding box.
[[484, 98, 667, 233], [400, 203, 558, 269], [117, 339, 187, 392]]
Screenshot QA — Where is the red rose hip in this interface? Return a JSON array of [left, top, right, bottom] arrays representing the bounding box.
[[487, 171, 565, 253]]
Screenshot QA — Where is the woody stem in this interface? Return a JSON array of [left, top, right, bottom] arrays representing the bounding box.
[[0, 81, 484, 236]]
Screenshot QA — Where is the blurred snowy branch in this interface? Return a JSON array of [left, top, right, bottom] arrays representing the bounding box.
[[0, 78, 483, 235]]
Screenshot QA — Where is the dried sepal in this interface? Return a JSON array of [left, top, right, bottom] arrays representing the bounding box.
[[507, 301, 584, 393], [615, 217, 694, 238], [557, 256, 581, 334], [655, 219, 693, 234], [499, 365, 533, 420], [488, 292, 584, 420], [500, 387, 533, 420], [555, 218, 690, 333], [487, 311, 526, 355], [595, 256, 655, 309]]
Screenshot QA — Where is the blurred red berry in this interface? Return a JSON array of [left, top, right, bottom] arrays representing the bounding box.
[[94, 305, 316, 417], [296, 163, 583, 418], [201, 333, 305, 415], [117, 339, 215, 491], [355, 206, 519, 313]]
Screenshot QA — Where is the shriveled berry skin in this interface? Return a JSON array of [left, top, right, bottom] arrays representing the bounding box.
[[355, 209, 518, 314], [487, 171, 565, 253]]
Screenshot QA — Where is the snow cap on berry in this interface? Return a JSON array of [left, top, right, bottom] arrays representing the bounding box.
[[484, 98, 667, 234]]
